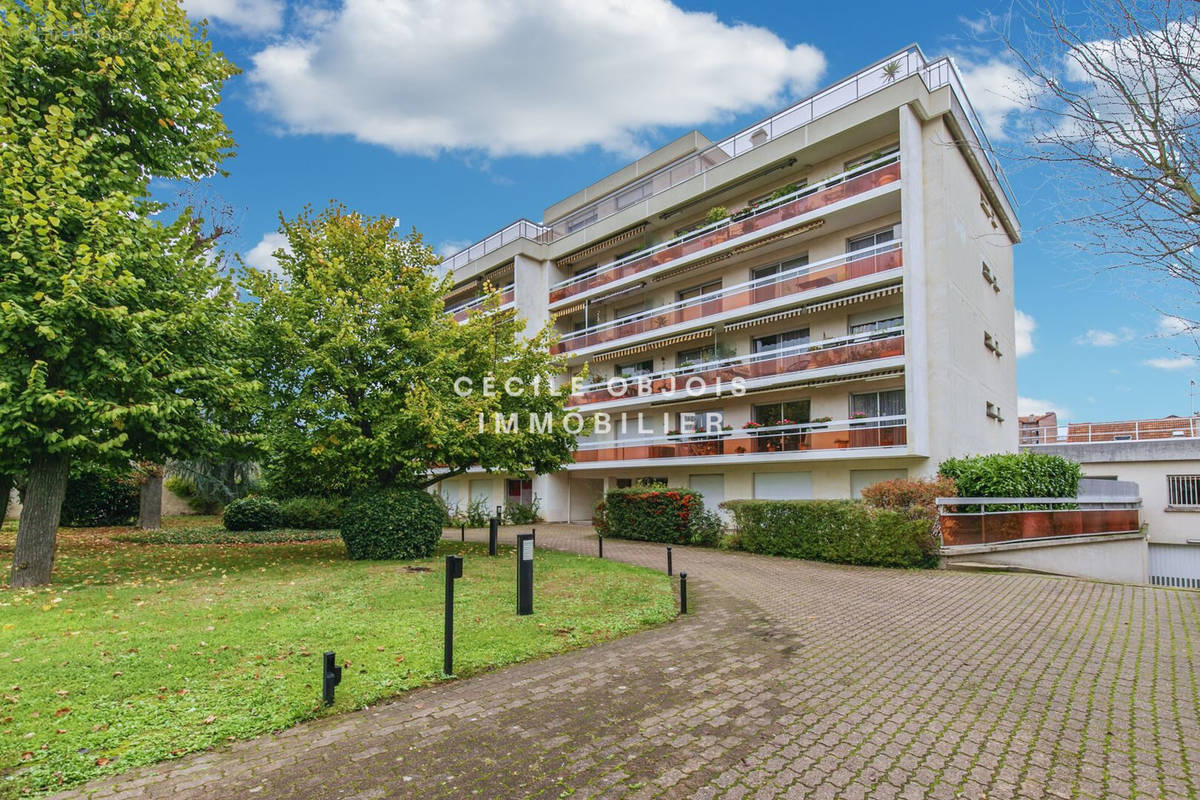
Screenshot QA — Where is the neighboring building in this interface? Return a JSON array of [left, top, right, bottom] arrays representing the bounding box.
[[1019, 411, 1057, 445], [437, 46, 1020, 521], [1022, 415, 1200, 587]]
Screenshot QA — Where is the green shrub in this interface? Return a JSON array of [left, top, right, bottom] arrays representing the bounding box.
[[860, 475, 957, 522], [596, 485, 723, 546], [722, 499, 936, 568], [340, 488, 444, 560], [222, 496, 283, 532], [116, 527, 339, 545], [463, 496, 490, 527], [278, 495, 343, 529], [938, 452, 1081, 508], [60, 467, 139, 527], [504, 496, 542, 525]]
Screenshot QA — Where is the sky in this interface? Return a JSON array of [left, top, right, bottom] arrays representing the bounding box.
[[174, 0, 1198, 424]]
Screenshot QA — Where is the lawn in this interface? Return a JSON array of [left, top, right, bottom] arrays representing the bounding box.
[[0, 518, 674, 797]]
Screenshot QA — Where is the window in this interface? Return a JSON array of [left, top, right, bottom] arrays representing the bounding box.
[[615, 360, 654, 378], [752, 400, 811, 426], [613, 302, 646, 322], [753, 328, 810, 353], [849, 306, 903, 336], [748, 180, 809, 208], [1167, 476, 1200, 507], [678, 410, 724, 434], [844, 144, 899, 173], [616, 478, 633, 489], [981, 262, 1001, 292], [573, 263, 598, 279], [677, 279, 722, 302], [752, 254, 809, 282], [986, 401, 1004, 421], [639, 476, 668, 486], [676, 345, 717, 368], [848, 227, 897, 253], [850, 389, 905, 421]]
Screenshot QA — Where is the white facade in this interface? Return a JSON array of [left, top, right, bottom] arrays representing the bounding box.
[[438, 47, 1019, 522]]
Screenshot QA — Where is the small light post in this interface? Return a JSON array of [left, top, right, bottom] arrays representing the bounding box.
[[516, 532, 534, 616], [443, 555, 464, 675], [460, 522, 465, 542], [322, 651, 342, 706], [598, 533, 604, 559]]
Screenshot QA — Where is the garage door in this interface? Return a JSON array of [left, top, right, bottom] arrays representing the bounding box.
[[753, 472, 813, 500]]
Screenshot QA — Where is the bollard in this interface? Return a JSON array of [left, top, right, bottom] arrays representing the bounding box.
[[444, 555, 464, 675], [679, 572, 688, 614], [322, 651, 342, 706], [460, 523, 465, 542], [516, 532, 534, 616], [488, 516, 499, 556], [598, 533, 604, 559], [666, 546, 673, 576]]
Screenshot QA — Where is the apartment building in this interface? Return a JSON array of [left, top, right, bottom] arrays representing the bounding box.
[[437, 46, 1020, 522]]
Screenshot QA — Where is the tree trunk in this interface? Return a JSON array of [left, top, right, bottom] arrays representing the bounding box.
[[10, 453, 70, 587], [0, 473, 12, 523], [138, 466, 164, 530]]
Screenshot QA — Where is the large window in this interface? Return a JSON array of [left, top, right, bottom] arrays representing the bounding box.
[[752, 254, 809, 282], [850, 389, 906, 421], [848, 227, 897, 253], [848, 306, 903, 336], [615, 359, 654, 378], [677, 410, 724, 434], [844, 144, 900, 174], [676, 345, 717, 368], [752, 400, 811, 426], [753, 328, 810, 354], [677, 279, 722, 302]]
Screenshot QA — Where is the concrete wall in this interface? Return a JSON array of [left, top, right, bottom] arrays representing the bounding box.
[[942, 532, 1149, 584]]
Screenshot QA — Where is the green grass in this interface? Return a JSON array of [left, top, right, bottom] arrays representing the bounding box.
[[0, 522, 674, 797]]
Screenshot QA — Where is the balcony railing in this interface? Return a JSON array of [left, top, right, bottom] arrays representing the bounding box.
[[553, 241, 902, 354], [938, 498, 1141, 547], [571, 329, 904, 406], [1020, 418, 1199, 445], [549, 155, 901, 304], [448, 285, 516, 322], [573, 415, 906, 463]]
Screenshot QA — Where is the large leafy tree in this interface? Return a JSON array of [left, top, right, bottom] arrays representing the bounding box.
[[0, 0, 247, 586], [244, 206, 577, 497]]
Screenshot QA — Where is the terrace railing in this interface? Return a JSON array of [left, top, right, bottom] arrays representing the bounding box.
[[571, 329, 904, 406], [573, 415, 907, 463], [937, 497, 1142, 547], [1020, 418, 1199, 445], [448, 285, 516, 323], [553, 241, 902, 354], [549, 155, 901, 304]]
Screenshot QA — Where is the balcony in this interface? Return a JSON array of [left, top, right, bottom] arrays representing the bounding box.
[[1020, 417, 1199, 445], [553, 241, 902, 355], [548, 155, 901, 305], [571, 329, 904, 407], [448, 285, 515, 323], [572, 415, 907, 464]]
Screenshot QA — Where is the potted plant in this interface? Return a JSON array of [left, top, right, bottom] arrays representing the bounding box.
[[881, 60, 901, 82], [704, 206, 729, 225]]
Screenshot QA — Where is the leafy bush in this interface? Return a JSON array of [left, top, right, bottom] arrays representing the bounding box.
[[60, 467, 140, 527], [222, 496, 283, 532], [504, 496, 543, 525], [278, 495, 344, 530], [860, 475, 957, 522], [340, 488, 444, 560], [116, 527, 339, 545], [938, 452, 1080, 508], [595, 485, 724, 546], [461, 496, 490, 527], [722, 499, 936, 568]]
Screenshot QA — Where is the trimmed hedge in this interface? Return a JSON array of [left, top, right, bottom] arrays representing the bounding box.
[[594, 486, 723, 546], [117, 527, 340, 545], [278, 495, 344, 530], [723, 499, 936, 568], [938, 452, 1080, 504], [340, 488, 444, 560], [222, 496, 283, 532], [60, 468, 139, 527]]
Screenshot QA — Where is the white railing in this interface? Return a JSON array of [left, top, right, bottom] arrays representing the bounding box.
[[576, 414, 907, 451], [441, 45, 1016, 274], [1021, 419, 1199, 445], [446, 284, 516, 315], [550, 153, 900, 295], [576, 327, 903, 393], [1168, 475, 1200, 508]]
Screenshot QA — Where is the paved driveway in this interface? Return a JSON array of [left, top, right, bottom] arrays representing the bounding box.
[[59, 525, 1200, 799]]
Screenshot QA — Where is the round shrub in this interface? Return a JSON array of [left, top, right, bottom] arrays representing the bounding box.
[[278, 496, 344, 530], [222, 496, 283, 532], [340, 488, 444, 560], [60, 468, 139, 527]]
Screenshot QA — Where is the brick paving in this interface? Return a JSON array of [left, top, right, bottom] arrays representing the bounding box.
[[56, 524, 1200, 799]]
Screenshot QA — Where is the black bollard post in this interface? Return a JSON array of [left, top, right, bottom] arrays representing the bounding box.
[[444, 555, 463, 675], [598, 533, 604, 559], [322, 651, 342, 706], [488, 516, 499, 556], [460, 523, 465, 542], [516, 532, 534, 616], [666, 546, 673, 576], [679, 572, 688, 614]]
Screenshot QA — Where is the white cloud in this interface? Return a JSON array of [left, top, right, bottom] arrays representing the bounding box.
[[436, 240, 472, 260], [1014, 309, 1036, 357], [1018, 396, 1071, 418], [243, 231, 292, 278], [1158, 315, 1192, 336], [957, 58, 1035, 140], [182, 0, 284, 35], [1144, 356, 1195, 370], [248, 0, 826, 157], [1075, 327, 1135, 347]]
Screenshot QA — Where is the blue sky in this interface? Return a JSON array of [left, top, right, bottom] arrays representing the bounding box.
[[176, 0, 1197, 423]]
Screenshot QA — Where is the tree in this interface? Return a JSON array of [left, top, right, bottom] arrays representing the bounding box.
[[994, 0, 1200, 325], [243, 205, 578, 496], [0, 0, 246, 586]]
